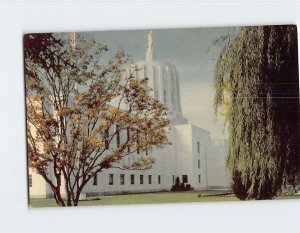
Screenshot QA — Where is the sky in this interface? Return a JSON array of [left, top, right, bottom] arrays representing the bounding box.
[[84, 27, 235, 139]]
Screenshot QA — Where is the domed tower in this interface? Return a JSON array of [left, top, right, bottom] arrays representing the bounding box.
[[132, 31, 188, 125]]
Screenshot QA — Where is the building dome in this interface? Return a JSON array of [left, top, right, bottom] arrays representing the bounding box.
[[131, 32, 187, 125]]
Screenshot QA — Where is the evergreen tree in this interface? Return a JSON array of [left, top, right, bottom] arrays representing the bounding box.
[[214, 25, 300, 200]]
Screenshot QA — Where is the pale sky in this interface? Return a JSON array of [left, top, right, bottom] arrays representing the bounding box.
[[82, 27, 235, 139]]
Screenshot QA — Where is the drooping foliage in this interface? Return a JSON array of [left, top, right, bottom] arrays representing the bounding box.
[[214, 25, 300, 200], [25, 33, 171, 206]]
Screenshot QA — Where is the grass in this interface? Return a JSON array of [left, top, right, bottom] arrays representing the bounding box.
[[29, 190, 300, 208]]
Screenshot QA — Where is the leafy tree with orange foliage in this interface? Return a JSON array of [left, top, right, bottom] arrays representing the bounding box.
[[25, 33, 171, 206]]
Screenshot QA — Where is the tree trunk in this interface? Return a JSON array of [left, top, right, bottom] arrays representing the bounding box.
[[53, 187, 65, 207]]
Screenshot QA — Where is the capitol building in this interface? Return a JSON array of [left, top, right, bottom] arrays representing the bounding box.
[[29, 32, 230, 198]]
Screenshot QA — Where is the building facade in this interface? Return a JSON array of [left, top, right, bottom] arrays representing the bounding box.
[[28, 32, 230, 198]]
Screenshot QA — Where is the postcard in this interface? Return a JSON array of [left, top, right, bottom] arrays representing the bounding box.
[[24, 25, 299, 207]]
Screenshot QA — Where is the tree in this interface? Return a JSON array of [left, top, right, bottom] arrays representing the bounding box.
[[25, 33, 171, 206], [24, 33, 72, 77], [214, 25, 300, 200]]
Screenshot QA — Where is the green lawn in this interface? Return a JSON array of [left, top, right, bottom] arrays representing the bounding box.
[[29, 190, 300, 208]]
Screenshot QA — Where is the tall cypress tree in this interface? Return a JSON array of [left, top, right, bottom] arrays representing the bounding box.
[[214, 25, 300, 200]]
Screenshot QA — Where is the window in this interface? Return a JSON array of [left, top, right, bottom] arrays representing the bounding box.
[[158, 175, 161, 184], [104, 128, 109, 149], [116, 124, 120, 147], [140, 175, 144, 184], [93, 173, 98, 186], [163, 90, 167, 105], [182, 175, 188, 183], [109, 174, 114, 185], [145, 133, 148, 155], [131, 174, 135, 185], [136, 130, 140, 154], [120, 174, 125, 185], [198, 175, 201, 183], [148, 175, 152, 184], [29, 174, 32, 188], [127, 128, 130, 153], [197, 141, 200, 153], [198, 159, 200, 169]]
